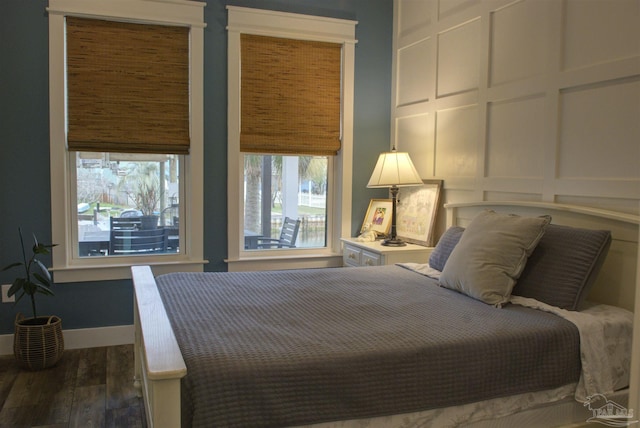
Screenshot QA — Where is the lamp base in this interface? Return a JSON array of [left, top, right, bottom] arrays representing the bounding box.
[[381, 238, 407, 247]]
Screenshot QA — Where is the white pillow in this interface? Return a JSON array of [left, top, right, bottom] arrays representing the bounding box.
[[439, 210, 551, 307]]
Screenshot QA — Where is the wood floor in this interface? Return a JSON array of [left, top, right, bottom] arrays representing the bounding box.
[[0, 345, 146, 428]]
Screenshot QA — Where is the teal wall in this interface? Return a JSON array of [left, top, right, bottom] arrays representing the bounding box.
[[0, 0, 392, 334]]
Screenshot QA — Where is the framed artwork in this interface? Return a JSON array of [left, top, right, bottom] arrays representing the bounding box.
[[395, 179, 442, 247], [361, 199, 393, 237]]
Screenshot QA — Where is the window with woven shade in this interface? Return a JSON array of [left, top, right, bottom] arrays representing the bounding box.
[[49, 0, 206, 282], [66, 17, 190, 155], [240, 34, 342, 156], [227, 6, 356, 269]]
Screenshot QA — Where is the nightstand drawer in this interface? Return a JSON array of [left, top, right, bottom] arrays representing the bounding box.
[[361, 251, 381, 266], [343, 244, 362, 267], [341, 238, 433, 268]]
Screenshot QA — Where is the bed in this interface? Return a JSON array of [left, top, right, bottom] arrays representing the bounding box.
[[132, 201, 639, 428]]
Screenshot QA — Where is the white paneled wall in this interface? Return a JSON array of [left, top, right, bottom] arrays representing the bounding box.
[[391, 0, 640, 214]]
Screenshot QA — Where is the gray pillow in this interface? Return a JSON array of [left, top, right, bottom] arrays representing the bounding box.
[[428, 226, 465, 271], [512, 224, 611, 310], [439, 210, 551, 307]]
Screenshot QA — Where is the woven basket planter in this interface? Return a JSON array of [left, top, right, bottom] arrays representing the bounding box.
[[14, 314, 64, 370]]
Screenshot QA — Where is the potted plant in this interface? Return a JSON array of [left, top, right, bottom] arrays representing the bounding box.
[[2, 228, 64, 370], [132, 174, 161, 229]]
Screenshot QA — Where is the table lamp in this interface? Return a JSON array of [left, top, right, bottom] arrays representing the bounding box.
[[367, 146, 423, 246]]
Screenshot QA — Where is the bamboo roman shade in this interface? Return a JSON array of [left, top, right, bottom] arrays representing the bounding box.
[[240, 34, 342, 156], [66, 17, 190, 154]]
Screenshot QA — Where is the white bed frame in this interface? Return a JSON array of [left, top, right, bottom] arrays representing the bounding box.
[[132, 201, 640, 428]]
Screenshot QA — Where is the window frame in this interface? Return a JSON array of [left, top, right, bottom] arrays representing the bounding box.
[[71, 151, 185, 257], [48, 0, 207, 282], [241, 153, 333, 251], [226, 6, 357, 272]]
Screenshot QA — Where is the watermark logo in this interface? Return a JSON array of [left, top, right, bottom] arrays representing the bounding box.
[[584, 393, 638, 427]]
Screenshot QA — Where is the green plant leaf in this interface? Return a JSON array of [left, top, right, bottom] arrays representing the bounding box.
[[35, 283, 55, 296], [33, 272, 53, 288], [34, 259, 53, 283], [23, 280, 37, 296], [33, 243, 51, 255], [1, 261, 22, 272], [8, 229, 57, 318], [8, 278, 26, 296], [13, 290, 26, 304]]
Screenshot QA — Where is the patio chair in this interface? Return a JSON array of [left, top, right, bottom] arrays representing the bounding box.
[[256, 217, 301, 249], [110, 227, 168, 255], [110, 216, 142, 231]]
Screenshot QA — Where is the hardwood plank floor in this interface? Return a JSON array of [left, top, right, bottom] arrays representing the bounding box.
[[0, 345, 146, 428]]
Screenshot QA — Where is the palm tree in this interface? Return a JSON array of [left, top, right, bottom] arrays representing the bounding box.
[[244, 155, 263, 232], [244, 154, 323, 237]]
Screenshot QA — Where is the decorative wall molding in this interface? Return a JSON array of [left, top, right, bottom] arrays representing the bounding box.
[[392, 0, 640, 214]]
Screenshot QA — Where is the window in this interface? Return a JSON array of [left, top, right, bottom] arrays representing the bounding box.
[[48, 0, 205, 282], [243, 155, 329, 250], [75, 152, 181, 257], [226, 6, 357, 271]]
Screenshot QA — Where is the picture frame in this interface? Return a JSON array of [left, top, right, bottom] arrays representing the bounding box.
[[395, 179, 442, 247], [360, 199, 393, 237]]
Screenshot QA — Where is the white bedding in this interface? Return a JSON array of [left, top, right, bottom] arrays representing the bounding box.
[[509, 296, 633, 400], [300, 264, 633, 428]]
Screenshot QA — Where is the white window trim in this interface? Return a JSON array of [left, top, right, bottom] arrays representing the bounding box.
[[48, 0, 207, 282], [225, 6, 357, 272]]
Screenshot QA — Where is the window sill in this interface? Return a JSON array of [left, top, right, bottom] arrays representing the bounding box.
[[51, 259, 208, 283], [225, 253, 343, 272]]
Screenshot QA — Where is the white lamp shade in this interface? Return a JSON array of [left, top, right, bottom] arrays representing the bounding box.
[[367, 150, 423, 188]]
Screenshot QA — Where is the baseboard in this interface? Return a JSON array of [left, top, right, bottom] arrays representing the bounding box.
[[0, 324, 134, 356]]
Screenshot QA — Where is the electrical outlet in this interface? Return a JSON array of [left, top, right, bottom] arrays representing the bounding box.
[[2, 284, 15, 303]]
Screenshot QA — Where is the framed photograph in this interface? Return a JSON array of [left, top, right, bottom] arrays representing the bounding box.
[[361, 199, 393, 236], [395, 180, 442, 247]]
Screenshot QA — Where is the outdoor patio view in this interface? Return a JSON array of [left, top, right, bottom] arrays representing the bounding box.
[[76, 152, 180, 257], [76, 152, 327, 256], [244, 155, 328, 250]]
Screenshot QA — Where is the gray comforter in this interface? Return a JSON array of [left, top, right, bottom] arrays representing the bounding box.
[[155, 265, 580, 428]]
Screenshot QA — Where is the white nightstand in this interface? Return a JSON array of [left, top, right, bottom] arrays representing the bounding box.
[[341, 237, 433, 267]]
